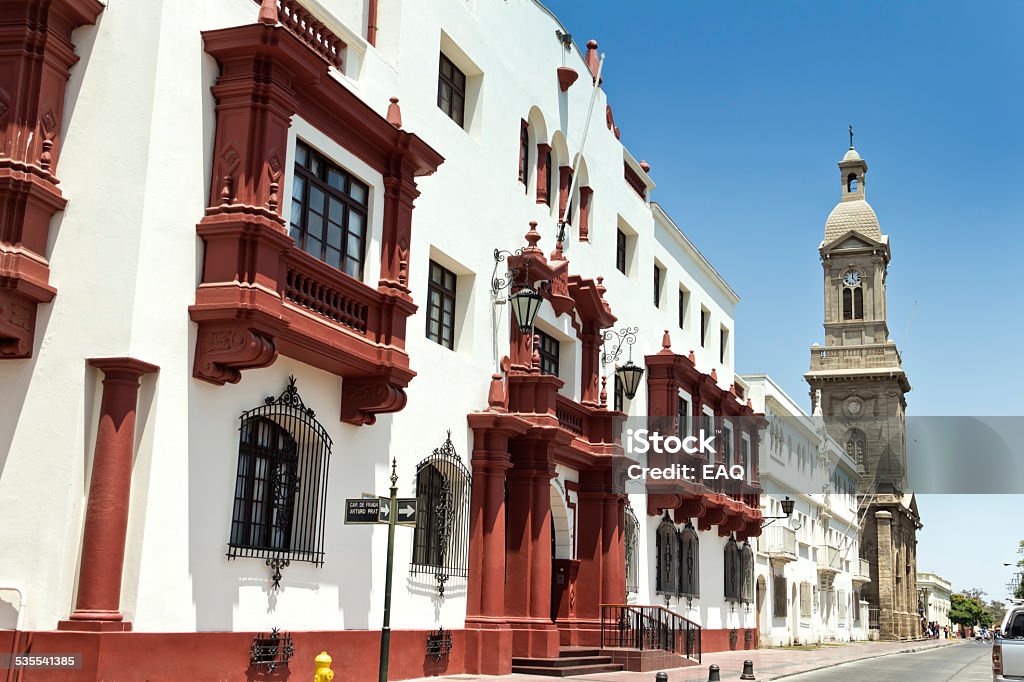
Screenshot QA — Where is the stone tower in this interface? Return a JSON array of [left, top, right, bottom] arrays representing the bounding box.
[[805, 141, 922, 641]]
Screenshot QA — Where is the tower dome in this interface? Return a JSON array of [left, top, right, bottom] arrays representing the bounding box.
[[824, 141, 880, 242]]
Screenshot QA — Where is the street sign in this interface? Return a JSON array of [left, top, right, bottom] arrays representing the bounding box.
[[345, 498, 381, 524], [378, 497, 417, 526]]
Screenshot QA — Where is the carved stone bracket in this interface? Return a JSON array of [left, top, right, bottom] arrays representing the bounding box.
[[193, 323, 278, 385], [340, 374, 409, 426]]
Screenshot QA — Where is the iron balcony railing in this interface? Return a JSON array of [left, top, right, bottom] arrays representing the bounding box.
[[600, 604, 701, 663]]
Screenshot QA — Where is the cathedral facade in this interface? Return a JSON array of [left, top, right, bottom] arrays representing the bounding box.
[[805, 143, 923, 641]]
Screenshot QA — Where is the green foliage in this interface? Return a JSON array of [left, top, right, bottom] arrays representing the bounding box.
[[1016, 540, 1024, 600], [950, 592, 993, 628]]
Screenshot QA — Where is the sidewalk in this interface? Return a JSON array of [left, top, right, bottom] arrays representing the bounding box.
[[406, 639, 961, 681]]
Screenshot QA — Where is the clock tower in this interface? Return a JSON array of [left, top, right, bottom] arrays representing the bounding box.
[[805, 140, 921, 641]]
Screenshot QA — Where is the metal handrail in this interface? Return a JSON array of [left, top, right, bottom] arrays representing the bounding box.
[[599, 603, 701, 663]]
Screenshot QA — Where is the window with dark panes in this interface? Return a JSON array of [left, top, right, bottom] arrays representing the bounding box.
[[653, 264, 662, 307], [290, 141, 369, 278], [700, 308, 709, 347], [616, 229, 627, 273], [678, 289, 688, 328], [720, 327, 729, 364], [519, 121, 529, 190], [438, 54, 466, 127], [677, 395, 690, 439], [614, 373, 624, 412], [536, 330, 559, 377], [426, 260, 457, 349]]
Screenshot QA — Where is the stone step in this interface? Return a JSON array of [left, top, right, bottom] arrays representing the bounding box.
[[511, 655, 615, 667], [510, 662, 624, 677], [559, 647, 602, 658]]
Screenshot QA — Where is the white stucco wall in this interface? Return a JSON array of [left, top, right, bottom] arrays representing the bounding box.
[[0, 0, 749, 636]]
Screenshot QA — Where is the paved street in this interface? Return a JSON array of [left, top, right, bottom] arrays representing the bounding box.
[[784, 640, 992, 681], [408, 639, 977, 681]]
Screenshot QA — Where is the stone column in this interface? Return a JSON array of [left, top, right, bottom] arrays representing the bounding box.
[[601, 495, 625, 607], [874, 510, 895, 640], [59, 358, 158, 631]]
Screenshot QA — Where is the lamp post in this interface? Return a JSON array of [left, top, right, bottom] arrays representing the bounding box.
[[760, 496, 795, 529], [601, 326, 643, 400]]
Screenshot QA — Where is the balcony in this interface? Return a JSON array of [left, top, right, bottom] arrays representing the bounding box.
[[853, 558, 871, 584], [193, 17, 443, 425], [817, 544, 842, 576], [762, 526, 797, 565]]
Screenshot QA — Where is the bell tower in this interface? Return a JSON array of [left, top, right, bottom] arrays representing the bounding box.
[[806, 139, 910, 493], [805, 137, 921, 642]]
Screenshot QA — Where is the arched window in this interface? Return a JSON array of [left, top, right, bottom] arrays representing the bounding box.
[[844, 428, 867, 466], [853, 287, 864, 319], [741, 541, 754, 603], [519, 120, 530, 191], [228, 377, 332, 587], [624, 505, 640, 594], [724, 535, 742, 600], [655, 513, 679, 594], [411, 432, 472, 597], [679, 522, 700, 598], [843, 288, 853, 320], [847, 173, 858, 192], [231, 417, 298, 552]]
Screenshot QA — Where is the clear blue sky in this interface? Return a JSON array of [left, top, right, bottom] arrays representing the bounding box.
[[548, 1, 1024, 602]]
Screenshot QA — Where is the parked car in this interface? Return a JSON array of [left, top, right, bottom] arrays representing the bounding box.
[[993, 604, 1024, 681]]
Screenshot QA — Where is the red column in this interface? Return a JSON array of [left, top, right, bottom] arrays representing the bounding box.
[[601, 494, 625, 607], [59, 358, 158, 631], [504, 469, 533, 619], [529, 469, 553, 621]]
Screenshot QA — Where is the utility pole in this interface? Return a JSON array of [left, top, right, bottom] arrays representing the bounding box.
[[378, 458, 399, 682]]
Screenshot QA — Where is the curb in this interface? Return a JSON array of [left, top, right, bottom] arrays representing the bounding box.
[[745, 640, 962, 681]]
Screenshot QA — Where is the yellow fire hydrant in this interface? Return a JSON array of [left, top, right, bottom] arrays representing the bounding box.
[[314, 651, 334, 682]]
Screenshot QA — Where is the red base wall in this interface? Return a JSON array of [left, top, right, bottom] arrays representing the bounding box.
[[700, 627, 758, 653], [0, 628, 465, 681]]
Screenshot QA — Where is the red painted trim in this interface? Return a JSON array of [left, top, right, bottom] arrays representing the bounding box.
[[535, 143, 551, 205], [0, 628, 466, 681], [557, 66, 579, 92], [367, 0, 379, 46], [58, 358, 158, 632], [192, 23, 443, 424], [0, 0, 104, 358], [578, 186, 593, 241]]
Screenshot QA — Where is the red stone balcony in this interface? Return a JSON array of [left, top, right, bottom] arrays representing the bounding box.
[[191, 14, 442, 425]]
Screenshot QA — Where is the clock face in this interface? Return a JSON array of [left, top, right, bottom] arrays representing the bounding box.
[[843, 270, 862, 287]]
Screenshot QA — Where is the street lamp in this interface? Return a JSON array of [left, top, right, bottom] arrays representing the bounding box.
[[760, 496, 795, 529], [491, 248, 546, 333], [601, 326, 643, 400]]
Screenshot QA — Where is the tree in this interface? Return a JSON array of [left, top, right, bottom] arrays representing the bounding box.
[[988, 600, 1008, 626], [950, 593, 992, 630], [1015, 540, 1024, 601]]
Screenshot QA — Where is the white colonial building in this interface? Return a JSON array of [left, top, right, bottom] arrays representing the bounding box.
[[742, 376, 870, 646], [917, 572, 953, 636], [0, 0, 764, 680]]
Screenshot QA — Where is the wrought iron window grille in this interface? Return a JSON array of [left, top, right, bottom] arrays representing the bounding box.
[[227, 377, 332, 590], [250, 628, 294, 672], [426, 626, 453, 661], [410, 432, 471, 597]]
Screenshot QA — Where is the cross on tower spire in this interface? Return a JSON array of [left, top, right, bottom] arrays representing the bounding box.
[[849, 124, 854, 149]]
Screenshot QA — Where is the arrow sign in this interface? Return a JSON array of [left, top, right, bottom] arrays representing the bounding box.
[[396, 499, 417, 526], [378, 497, 417, 525]]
